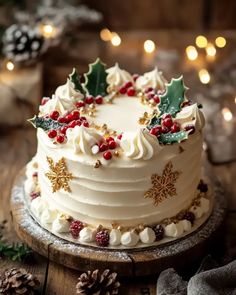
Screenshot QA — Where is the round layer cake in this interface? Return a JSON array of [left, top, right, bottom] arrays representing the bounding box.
[[25, 59, 211, 248]]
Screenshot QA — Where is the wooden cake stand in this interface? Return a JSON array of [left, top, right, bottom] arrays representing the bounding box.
[[11, 170, 227, 277]]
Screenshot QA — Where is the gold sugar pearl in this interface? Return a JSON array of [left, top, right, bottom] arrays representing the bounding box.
[[102, 124, 108, 130], [88, 111, 94, 117], [94, 160, 102, 168], [114, 150, 120, 157], [89, 103, 96, 109], [143, 112, 149, 118], [80, 107, 86, 114]]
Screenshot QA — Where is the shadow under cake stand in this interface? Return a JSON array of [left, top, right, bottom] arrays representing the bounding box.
[[10, 170, 227, 277]]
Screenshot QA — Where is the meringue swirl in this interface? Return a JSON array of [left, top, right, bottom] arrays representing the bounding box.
[[106, 63, 133, 91], [120, 129, 162, 160], [135, 67, 166, 91], [66, 125, 102, 155]]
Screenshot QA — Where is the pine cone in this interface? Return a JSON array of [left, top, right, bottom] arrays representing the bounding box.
[[0, 268, 40, 295], [76, 269, 120, 295]]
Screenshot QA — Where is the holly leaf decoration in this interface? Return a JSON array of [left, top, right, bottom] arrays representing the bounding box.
[[28, 115, 65, 131], [147, 115, 161, 130], [84, 58, 108, 96], [69, 68, 86, 97], [159, 76, 187, 117], [158, 130, 188, 144]]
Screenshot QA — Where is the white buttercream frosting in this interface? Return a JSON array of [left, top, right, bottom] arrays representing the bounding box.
[[109, 229, 122, 246], [190, 197, 210, 219], [120, 129, 162, 160], [52, 214, 70, 233], [24, 178, 36, 195], [40, 208, 58, 225], [180, 219, 192, 232], [30, 197, 47, 218], [79, 227, 96, 243], [121, 231, 139, 247], [106, 63, 133, 91], [139, 227, 156, 244], [55, 79, 84, 101], [66, 125, 102, 155], [135, 67, 166, 90], [175, 103, 205, 131], [39, 95, 75, 116], [164, 222, 184, 238]]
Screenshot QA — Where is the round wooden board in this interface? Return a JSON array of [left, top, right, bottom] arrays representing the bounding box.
[[11, 170, 227, 277]]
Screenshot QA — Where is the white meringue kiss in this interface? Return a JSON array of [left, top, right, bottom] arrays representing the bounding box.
[[135, 67, 166, 91], [106, 63, 133, 91], [121, 231, 139, 247], [139, 227, 156, 244]]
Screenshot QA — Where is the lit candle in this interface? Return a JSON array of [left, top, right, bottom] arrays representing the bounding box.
[[195, 35, 208, 48], [100, 28, 112, 41], [215, 36, 226, 48], [111, 33, 121, 46], [6, 61, 14, 71], [144, 40, 155, 53], [185, 45, 198, 60], [205, 43, 216, 57], [198, 69, 210, 84]]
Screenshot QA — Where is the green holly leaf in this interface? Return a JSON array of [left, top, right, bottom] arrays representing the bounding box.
[[158, 130, 188, 144], [147, 115, 161, 130], [159, 76, 187, 117], [84, 58, 108, 96], [28, 115, 65, 131], [69, 68, 86, 97]]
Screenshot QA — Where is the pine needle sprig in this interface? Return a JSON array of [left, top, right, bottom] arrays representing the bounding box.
[[0, 240, 32, 261]]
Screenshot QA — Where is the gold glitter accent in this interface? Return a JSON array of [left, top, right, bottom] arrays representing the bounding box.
[[45, 157, 73, 193], [144, 162, 181, 206], [89, 103, 96, 109], [102, 124, 108, 130], [94, 159, 102, 168], [80, 107, 86, 114], [114, 150, 120, 157], [88, 111, 94, 117]]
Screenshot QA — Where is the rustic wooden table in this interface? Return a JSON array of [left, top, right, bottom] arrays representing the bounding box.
[[1, 30, 236, 294]]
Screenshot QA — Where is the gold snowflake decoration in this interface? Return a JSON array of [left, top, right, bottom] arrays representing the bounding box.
[[144, 162, 181, 206], [45, 157, 73, 193]]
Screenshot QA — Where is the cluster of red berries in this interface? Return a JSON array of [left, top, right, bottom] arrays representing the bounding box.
[[119, 81, 136, 96], [69, 220, 84, 238], [95, 230, 109, 247], [144, 87, 161, 104], [76, 95, 103, 106], [97, 136, 120, 160], [47, 110, 89, 143], [149, 113, 195, 137]]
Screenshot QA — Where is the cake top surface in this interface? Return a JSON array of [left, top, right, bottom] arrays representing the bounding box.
[[29, 58, 205, 162]]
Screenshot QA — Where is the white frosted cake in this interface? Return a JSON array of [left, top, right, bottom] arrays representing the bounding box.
[[25, 59, 211, 248]]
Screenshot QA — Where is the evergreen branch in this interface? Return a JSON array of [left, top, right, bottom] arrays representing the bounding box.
[[0, 239, 32, 261]]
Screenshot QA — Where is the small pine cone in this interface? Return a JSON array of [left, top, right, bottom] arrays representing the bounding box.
[[0, 267, 40, 295], [76, 269, 120, 295]]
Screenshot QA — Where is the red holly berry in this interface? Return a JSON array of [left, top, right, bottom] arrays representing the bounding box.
[[150, 126, 162, 136], [108, 140, 117, 149], [95, 95, 103, 104], [85, 96, 94, 104], [117, 134, 123, 140], [80, 116, 86, 121], [41, 97, 49, 105], [49, 110, 59, 120], [127, 87, 135, 96], [68, 120, 77, 128], [99, 143, 108, 152], [58, 116, 66, 123], [103, 151, 112, 160], [162, 114, 172, 120], [30, 191, 40, 200], [171, 122, 180, 133], [48, 129, 57, 138], [60, 126, 68, 134], [65, 113, 74, 123], [153, 95, 160, 104], [83, 121, 89, 128], [56, 135, 65, 143], [119, 86, 127, 94], [32, 171, 38, 177], [70, 220, 84, 238], [162, 117, 173, 128], [71, 110, 80, 120], [161, 126, 170, 134], [105, 136, 114, 143], [95, 230, 109, 247], [147, 93, 155, 100], [184, 125, 195, 134], [132, 74, 139, 81], [76, 101, 85, 108], [124, 81, 133, 89], [145, 87, 154, 93]]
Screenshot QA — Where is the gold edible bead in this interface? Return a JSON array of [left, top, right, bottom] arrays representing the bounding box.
[[102, 124, 108, 130], [114, 150, 120, 157], [94, 160, 102, 168]]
